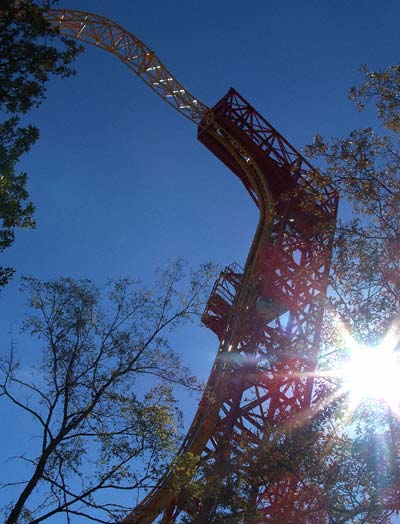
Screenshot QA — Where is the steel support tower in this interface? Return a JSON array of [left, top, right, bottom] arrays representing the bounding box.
[[127, 89, 338, 524], [47, 10, 339, 523]]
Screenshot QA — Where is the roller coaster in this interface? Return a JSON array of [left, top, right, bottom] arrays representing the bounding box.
[[46, 9, 338, 523]]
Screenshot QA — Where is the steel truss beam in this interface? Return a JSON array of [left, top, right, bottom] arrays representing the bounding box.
[[46, 9, 208, 123]]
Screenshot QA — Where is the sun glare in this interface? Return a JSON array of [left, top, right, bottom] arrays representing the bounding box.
[[337, 326, 400, 412]]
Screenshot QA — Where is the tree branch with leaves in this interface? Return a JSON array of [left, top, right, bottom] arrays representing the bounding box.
[[0, 261, 216, 524], [0, 0, 82, 288]]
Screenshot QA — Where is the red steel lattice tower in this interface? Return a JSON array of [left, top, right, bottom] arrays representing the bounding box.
[[127, 90, 338, 523], [46, 11, 339, 523]]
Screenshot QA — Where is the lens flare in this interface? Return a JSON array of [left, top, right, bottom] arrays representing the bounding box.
[[336, 325, 400, 412]]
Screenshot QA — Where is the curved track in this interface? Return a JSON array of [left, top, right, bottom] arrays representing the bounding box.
[[47, 10, 338, 523], [46, 9, 208, 123]]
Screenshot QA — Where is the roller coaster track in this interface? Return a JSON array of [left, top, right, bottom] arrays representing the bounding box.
[[46, 9, 208, 124], [47, 9, 339, 523]]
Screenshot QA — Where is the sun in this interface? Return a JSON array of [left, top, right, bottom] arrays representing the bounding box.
[[337, 326, 400, 411], [341, 344, 400, 408]]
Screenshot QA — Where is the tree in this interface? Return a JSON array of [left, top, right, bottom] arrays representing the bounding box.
[[0, 0, 82, 288], [305, 64, 400, 341], [302, 64, 400, 523], [0, 261, 215, 524]]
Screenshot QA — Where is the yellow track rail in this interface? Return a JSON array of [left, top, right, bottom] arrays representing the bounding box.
[[46, 9, 209, 123]]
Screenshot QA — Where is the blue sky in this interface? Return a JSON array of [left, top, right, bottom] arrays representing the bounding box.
[[1, 0, 400, 519]]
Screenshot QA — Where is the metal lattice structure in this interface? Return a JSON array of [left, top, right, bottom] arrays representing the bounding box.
[[45, 9, 208, 123], [47, 9, 338, 523], [126, 89, 338, 524]]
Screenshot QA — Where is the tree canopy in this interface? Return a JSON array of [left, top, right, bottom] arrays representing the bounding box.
[[0, 261, 215, 524], [305, 64, 400, 341], [301, 64, 400, 523], [0, 0, 82, 288]]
